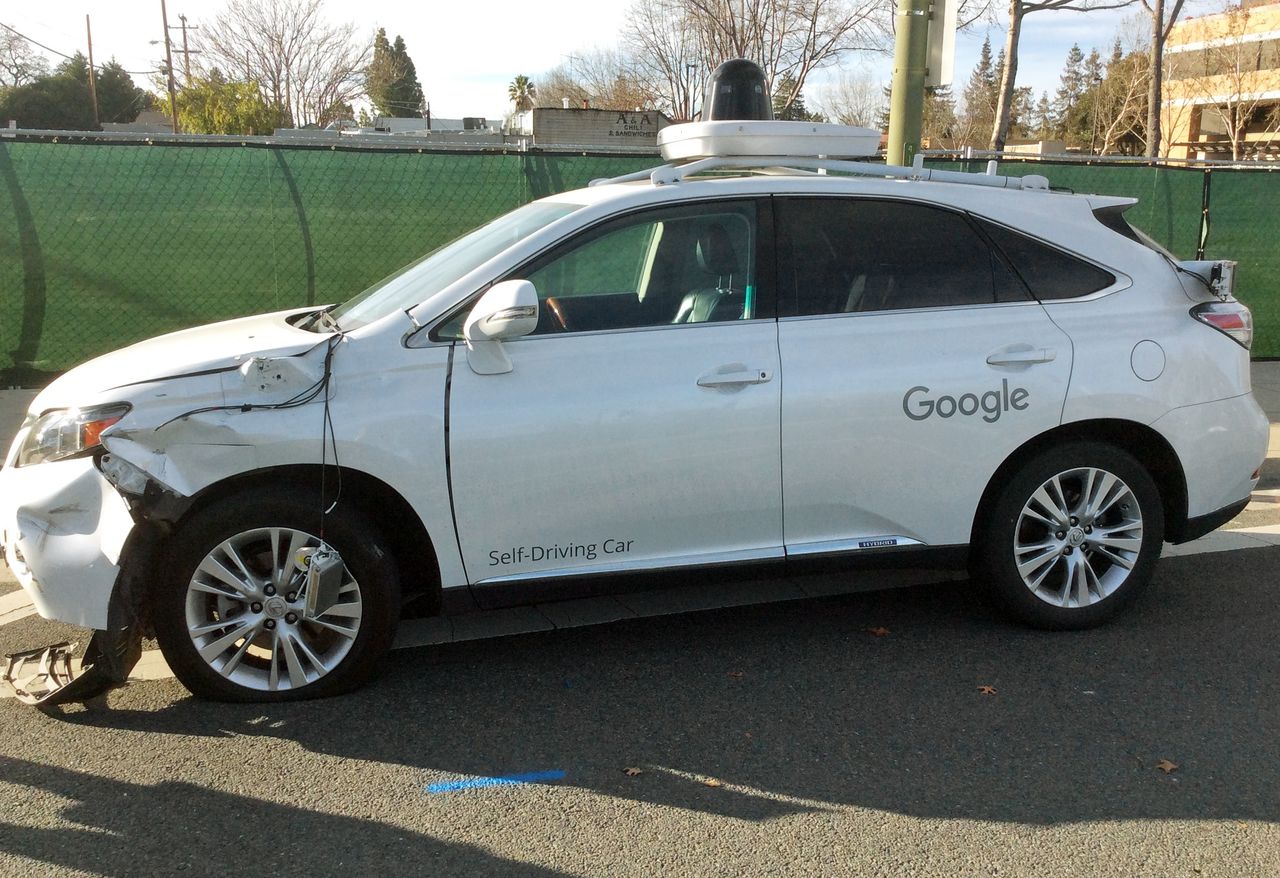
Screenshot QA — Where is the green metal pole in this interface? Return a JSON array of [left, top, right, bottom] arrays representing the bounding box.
[[886, 0, 931, 166]]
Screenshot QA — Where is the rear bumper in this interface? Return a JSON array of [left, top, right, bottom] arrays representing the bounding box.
[[1152, 392, 1268, 530], [1169, 496, 1249, 544]]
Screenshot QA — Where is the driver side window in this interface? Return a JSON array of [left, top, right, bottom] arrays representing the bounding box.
[[520, 199, 761, 335]]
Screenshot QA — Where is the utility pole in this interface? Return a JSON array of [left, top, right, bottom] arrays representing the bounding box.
[[85, 15, 100, 126], [886, 0, 931, 165], [160, 0, 180, 133], [686, 62, 698, 122], [174, 14, 199, 84]]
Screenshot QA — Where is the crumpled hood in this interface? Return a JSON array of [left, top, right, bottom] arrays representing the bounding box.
[[29, 308, 327, 414]]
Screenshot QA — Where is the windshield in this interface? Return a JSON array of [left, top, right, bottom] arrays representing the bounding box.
[[331, 201, 583, 329]]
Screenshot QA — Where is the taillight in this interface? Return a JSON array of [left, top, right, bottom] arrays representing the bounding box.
[[1192, 301, 1253, 350]]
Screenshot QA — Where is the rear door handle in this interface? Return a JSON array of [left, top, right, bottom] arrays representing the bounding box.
[[986, 348, 1057, 366], [697, 367, 773, 387]]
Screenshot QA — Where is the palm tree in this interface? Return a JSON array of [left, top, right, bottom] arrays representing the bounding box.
[[508, 74, 536, 112]]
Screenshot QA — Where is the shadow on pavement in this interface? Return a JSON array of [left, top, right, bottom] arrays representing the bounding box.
[[0, 756, 568, 876], [38, 550, 1280, 828]]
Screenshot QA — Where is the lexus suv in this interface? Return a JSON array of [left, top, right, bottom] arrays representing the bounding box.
[[0, 121, 1267, 703]]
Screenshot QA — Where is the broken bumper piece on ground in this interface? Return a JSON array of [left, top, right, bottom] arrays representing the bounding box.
[[2, 617, 143, 708]]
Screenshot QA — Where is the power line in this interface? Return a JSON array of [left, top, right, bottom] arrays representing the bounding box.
[[0, 21, 162, 75]]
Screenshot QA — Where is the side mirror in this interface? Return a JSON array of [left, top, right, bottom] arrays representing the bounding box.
[[463, 280, 540, 375]]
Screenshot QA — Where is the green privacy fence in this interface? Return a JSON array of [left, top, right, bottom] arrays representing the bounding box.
[[929, 157, 1280, 359], [1, 138, 1277, 383], [0, 138, 654, 383]]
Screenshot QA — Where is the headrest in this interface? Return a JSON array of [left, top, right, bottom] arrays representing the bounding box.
[[695, 224, 739, 277]]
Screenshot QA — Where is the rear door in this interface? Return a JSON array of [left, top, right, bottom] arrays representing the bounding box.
[[774, 196, 1074, 553]]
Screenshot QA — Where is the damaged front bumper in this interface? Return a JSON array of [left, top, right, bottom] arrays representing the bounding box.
[[1, 456, 155, 705], [0, 457, 134, 629]]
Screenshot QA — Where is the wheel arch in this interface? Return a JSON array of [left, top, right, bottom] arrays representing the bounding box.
[[971, 418, 1189, 547], [152, 464, 442, 615]]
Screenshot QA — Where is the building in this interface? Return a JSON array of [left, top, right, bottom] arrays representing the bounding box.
[[1162, 0, 1280, 160], [507, 107, 672, 150]]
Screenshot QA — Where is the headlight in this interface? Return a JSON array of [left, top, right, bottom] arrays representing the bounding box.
[[16, 404, 131, 467]]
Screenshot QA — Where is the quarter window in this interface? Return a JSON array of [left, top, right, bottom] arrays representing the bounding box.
[[977, 219, 1116, 300], [777, 198, 1029, 317]]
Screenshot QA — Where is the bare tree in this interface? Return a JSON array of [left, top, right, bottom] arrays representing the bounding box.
[[1138, 0, 1186, 156], [989, 0, 1137, 150], [818, 68, 885, 126], [537, 49, 658, 111], [0, 26, 49, 88], [621, 0, 889, 116], [198, 0, 370, 128], [622, 0, 708, 118], [1095, 28, 1151, 154]]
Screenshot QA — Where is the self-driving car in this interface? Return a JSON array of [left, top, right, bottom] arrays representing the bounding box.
[[0, 104, 1267, 703]]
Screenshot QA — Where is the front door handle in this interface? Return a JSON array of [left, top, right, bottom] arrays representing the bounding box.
[[697, 367, 773, 387], [986, 347, 1057, 366]]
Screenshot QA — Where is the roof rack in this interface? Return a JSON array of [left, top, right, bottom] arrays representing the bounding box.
[[590, 153, 1051, 192]]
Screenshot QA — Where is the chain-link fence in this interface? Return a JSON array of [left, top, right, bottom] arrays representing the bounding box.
[[1, 137, 1277, 384], [928, 157, 1280, 360], [0, 137, 654, 384]]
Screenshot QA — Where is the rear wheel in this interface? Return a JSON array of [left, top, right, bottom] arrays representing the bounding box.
[[153, 488, 400, 701], [976, 442, 1164, 629]]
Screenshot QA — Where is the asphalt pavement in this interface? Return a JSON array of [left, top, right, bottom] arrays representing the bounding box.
[[1, 547, 1278, 876]]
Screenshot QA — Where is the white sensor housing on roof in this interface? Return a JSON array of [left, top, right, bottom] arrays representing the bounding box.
[[658, 120, 881, 162]]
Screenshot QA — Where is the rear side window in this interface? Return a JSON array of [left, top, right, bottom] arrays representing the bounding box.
[[977, 219, 1116, 300], [776, 198, 1030, 317]]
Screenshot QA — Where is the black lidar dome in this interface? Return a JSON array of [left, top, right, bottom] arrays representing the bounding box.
[[702, 59, 773, 121]]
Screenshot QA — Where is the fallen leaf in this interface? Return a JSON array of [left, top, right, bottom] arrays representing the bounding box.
[[744, 731, 753, 739], [702, 777, 723, 787], [623, 767, 643, 777], [1156, 759, 1179, 774], [868, 627, 891, 637], [726, 670, 744, 679], [978, 685, 997, 695]]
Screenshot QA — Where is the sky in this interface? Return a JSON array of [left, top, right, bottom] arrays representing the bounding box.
[[4, 0, 1223, 122]]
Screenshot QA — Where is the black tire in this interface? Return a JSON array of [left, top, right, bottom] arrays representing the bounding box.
[[974, 441, 1164, 630], [153, 487, 401, 702]]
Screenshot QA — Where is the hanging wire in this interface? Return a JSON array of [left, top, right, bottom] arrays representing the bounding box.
[[0, 21, 163, 75]]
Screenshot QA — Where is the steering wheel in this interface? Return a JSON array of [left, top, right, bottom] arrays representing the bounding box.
[[544, 296, 571, 333]]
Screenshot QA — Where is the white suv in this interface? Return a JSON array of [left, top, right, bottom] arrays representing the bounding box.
[[0, 122, 1267, 703]]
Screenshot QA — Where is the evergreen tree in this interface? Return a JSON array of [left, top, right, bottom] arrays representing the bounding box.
[[772, 73, 824, 121], [1009, 85, 1035, 140], [387, 36, 424, 116], [366, 29, 425, 118], [162, 69, 287, 134], [0, 74, 94, 129], [1052, 44, 1087, 141], [96, 60, 151, 123], [923, 85, 957, 147], [959, 37, 999, 146], [1032, 92, 1054, 140], [56, 52, 90, 83]]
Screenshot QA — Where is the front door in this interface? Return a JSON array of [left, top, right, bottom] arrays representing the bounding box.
[[446, 198, 784, 585]]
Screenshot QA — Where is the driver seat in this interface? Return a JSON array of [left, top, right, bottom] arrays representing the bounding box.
[[672, 224, 744, 324]]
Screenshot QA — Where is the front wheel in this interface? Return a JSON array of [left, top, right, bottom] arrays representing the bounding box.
[[975, 442, 1164, 629], [153, 488, 401, 701]]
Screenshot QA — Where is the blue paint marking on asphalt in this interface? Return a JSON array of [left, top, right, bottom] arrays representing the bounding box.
[[425, 770, 567, 794]]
